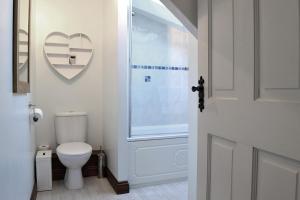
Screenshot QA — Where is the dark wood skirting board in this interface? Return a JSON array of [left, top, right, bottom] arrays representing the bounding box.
[[104, 167, 129, 194], [30, 181, 37, 200]]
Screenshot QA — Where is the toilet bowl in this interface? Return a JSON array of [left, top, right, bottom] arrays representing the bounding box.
[[57, 142, 92, 189]]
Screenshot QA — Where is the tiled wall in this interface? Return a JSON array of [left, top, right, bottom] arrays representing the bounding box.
[[132, 65, 189, 71], [131, 11, 189, 67], [131, 67, 189, 127], [131, 8, 189, 129]]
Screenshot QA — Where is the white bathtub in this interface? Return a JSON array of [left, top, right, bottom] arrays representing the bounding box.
[[128, 124, 189, 186], [130, 123, 188, 138]]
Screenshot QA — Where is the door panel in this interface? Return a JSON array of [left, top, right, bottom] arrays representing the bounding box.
[[198, 0, 300, 199], [255, 0, 300, 101], [212, 0, 235, 93], [259, 0, 299, 89], [254, 150, 300, 200], [209, 136, 235, 200]]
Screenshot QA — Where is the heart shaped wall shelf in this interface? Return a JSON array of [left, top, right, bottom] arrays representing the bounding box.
[[44, 32, 94, 80], [19, 29, 29, 70]]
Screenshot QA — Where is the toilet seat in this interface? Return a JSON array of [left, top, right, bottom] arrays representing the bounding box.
[[57, 142, 92, 156]]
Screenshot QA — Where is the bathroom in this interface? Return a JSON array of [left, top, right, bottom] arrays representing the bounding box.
[[1, 0, 197, 199], [4, 0, 300, 199]]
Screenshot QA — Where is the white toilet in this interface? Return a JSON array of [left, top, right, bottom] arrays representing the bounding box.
[[55, 111, 92, 190]]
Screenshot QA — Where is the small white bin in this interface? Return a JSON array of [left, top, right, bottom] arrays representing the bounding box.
[[36, 150, 52, 191]]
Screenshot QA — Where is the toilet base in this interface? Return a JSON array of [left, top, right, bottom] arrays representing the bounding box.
[[64, 168, 84, 190]]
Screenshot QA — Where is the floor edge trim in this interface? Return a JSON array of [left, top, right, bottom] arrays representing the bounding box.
[[104, 167, 130, 195]]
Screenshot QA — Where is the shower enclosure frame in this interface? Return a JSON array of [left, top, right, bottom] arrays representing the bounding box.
[[127, 0, 189, 141]]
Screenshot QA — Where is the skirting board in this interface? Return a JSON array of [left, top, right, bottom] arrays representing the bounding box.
[[30, 181, 37, 200], [104, 167, 130, 195]]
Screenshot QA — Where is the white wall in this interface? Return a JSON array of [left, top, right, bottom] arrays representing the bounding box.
[[103, 0, 119, 179], [168, 0, 197, 27], [0, 0, 35, 199], [132, 12, 189, 66], [33, 0, 104, 150], [133, 0, 183, 28], [161, 0, 197, 37], [103, 0, 129, 182]]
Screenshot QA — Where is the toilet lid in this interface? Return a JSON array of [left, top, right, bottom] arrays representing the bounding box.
[[57, 142, 92, 156]]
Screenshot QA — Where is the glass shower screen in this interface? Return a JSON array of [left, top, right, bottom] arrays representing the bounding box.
[[129, 0, 189, 138]]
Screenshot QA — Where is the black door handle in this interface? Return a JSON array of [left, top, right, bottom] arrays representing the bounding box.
[[192, 76, 205, 112]]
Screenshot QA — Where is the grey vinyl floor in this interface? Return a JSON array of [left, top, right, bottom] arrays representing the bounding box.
[[37, 177, 188, 200]]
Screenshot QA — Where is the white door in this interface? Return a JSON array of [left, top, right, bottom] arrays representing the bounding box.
[[197, 0, 300, 199]]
